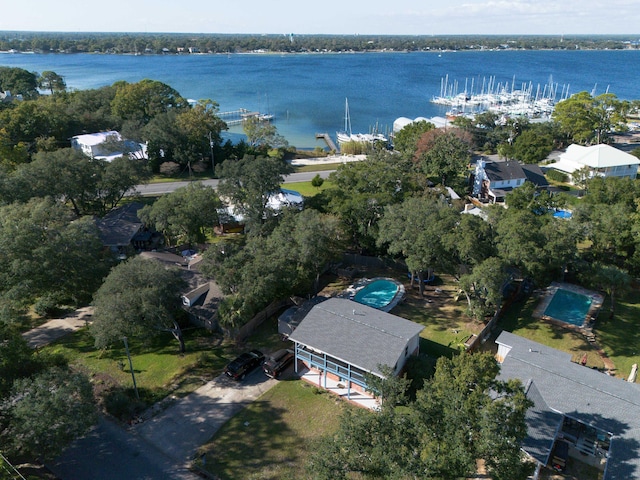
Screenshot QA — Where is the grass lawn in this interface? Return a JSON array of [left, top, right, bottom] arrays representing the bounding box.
[[282, 180, 333, 197], [43, 327, 236, 412], [196, 380, 347, 480], [593, 288, 640, 381]]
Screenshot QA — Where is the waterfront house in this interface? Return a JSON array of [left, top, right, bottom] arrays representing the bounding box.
[[472, 159, 549, 203], [289, 297, 424, 407], [495, 331, 640, 479], [549, 144, 640, 183]]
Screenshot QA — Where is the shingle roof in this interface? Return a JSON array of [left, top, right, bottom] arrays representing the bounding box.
[[496, 331, 640, 479], [288, 297, 424, 376], [96, 202, 143, 247], [484, 161, 526, 182]]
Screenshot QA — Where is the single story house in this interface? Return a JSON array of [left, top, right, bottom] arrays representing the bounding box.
[[96, 202, 156, 257], [549, 144, 640, 183], [289, 297, 424, 401], [472, 159, 549, 203], [495, 331, 640, 479], [71, 131, 147, 161]]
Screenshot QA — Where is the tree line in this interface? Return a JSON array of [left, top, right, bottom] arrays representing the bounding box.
[[1, 32, 638, 55]]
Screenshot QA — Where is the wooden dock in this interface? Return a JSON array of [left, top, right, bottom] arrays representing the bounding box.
[[315, 133, 339, 152], [218, 108, 274, 126]]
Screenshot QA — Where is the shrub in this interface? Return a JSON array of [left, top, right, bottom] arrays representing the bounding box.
[[546, 168, 568, 183]]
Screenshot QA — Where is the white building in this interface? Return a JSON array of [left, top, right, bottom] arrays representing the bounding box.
[[71, 131, 146, 161], [550, 144, 640, 183]]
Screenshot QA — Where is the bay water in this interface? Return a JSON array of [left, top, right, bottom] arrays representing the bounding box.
[[2, 49, 639, 148]]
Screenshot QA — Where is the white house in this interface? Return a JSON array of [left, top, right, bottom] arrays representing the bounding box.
[[550, 144, 640, 183], [472, 159, 549, 203], [71, 131, 146, 161]]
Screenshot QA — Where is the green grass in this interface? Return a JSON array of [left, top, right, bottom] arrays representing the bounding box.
[[282, 180, 333, 197], [292, 163, 342, 173], [196, 380, 347, 480], [595, 289, 640, 380], [43, 327, 236, 407]]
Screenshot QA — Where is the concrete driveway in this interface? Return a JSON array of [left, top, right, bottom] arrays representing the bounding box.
[[22, 307, 93, 348], [135, 369, 277, 463]]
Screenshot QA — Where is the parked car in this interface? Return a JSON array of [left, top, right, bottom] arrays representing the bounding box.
[[263, 349, 295, 379], [224, 350, 265, 380]]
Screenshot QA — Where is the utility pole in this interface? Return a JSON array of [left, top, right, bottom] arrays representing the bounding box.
[[122, 337, 139, 399], [208, 131, 215, 174]]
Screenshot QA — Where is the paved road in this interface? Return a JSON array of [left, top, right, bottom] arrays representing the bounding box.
[[132, 170, 333, 196], [50, 417, 200, 480]]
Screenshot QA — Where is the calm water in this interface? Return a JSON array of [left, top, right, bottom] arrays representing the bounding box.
[[2, 50, 640, 148], [544, 289, 592, 326], [354, 279, 399, 309]]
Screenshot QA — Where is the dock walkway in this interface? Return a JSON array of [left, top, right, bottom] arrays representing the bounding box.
[[315, 132, 339, 152]]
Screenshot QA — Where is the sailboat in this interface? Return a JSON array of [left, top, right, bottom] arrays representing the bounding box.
[[336, 98, 387, 145]]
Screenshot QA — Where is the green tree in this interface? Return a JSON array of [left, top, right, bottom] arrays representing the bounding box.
[[392, 119, 435, 157], [243, 116, 288, 149], [308, 352, 533, 480], [216, 155, 293, 235], [552, 91, 627, 145], [38, 70, 67, 94], [139, 182, 222, 246], [0, 367, 97, 461], [377, 195, 458, 295], [324, 153, 409, 253], [459, 256, 510, 320], [91, 256, 187, 352], [111, 79, 189, 125], [511, 127, 555, 163], [0, 67, 39, 99], [415, 129, 472, 185], [0, 198, 109, 311]]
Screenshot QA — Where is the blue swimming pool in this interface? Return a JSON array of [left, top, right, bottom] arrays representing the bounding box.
[[553, 209, 573, 219], [544, 288, 592, 326], [353, 279, 400, 310]]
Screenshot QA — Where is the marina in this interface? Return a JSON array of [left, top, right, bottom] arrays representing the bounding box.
[[431, 74, 572, 119]]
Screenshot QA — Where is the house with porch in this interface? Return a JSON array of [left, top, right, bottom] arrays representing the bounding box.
[[549, 144, 639, 183], [288, 297, 424, 408], [495, 331, 640, 479], [472, 159, 549, 203]]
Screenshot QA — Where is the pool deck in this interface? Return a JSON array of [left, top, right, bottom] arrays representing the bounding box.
[[533, 282, 614, 373], [338, 277, 406, 313], [534, 282, 604, 329]]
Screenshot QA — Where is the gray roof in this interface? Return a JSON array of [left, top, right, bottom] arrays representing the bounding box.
[[496, 331, 640, 479], [288, 297, 424, 376], [97, 202, 143, 247], [484, 161, 549, 188]]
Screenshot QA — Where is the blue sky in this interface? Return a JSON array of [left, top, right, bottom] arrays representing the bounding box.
[[2, 0, 639, 36]]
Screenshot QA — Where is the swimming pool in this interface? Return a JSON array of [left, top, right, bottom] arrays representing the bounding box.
[[544, 288, 592, 326], [353, 279, 401, 311], [553, 209, 573, 219]]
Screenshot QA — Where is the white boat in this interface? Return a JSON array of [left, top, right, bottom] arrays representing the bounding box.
[[336, 98, 387, 144]]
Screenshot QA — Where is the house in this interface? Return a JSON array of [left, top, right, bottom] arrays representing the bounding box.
[[289, 297, 424, 404], [549, 144, 640, 183], [495, 331, 640, 479], [71, 131, 147, 161], [96, 202, 156, 256], [472, 159, 549, 203]]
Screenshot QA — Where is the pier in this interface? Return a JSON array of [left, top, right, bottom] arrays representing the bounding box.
[[315, 133, 339, 152], [218, 108, 274, 126]]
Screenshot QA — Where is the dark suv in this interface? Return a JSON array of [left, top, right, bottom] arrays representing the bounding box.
[[262, 349, 294, 379], [224, 350, 265, 380]]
